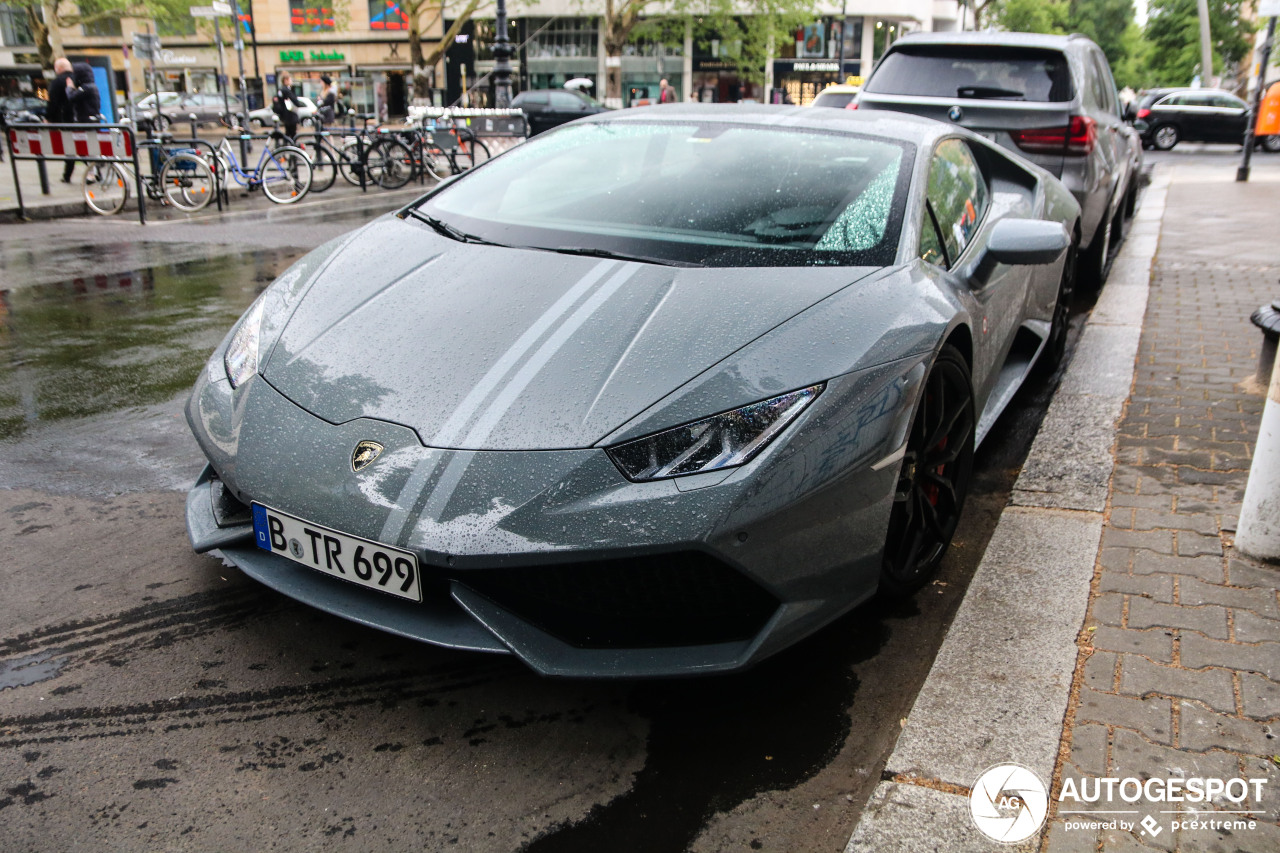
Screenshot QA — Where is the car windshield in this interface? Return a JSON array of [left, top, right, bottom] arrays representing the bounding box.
[[415, 121, 911, 267], [865, 46, 1074, 102]]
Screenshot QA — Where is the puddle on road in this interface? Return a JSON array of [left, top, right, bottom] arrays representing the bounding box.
[[0, 248, 302, 441], [0, 650, 68, 691]]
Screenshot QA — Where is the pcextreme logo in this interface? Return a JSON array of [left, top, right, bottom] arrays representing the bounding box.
[[969, 764, 1049, 843]]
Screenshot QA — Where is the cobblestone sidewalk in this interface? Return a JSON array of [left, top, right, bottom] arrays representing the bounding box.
[[1046, 170, 1280, 852]]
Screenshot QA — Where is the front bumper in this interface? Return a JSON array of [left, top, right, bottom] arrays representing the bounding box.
[[186, 359, 919, 678]]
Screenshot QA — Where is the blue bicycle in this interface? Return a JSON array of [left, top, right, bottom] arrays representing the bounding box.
[[214, 133, 312, 203]]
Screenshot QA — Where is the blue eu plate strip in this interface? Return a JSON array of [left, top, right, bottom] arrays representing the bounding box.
[[252, 504, 271, 552]]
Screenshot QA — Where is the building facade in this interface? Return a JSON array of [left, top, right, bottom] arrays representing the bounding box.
[[2, 0, 960, 113]]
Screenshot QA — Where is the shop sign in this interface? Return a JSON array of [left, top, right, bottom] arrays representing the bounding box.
[[279, 49, 346, 62], [792, 61, 838, 72], [160, 49, 200, 65]]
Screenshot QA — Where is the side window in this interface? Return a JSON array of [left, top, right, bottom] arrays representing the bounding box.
[[924, 139, 990, 265], [1091, 52, 1119, 116], [520, 92, 549, 106], [549, 91, 582, 110], [1214, 94, 1246, 110]]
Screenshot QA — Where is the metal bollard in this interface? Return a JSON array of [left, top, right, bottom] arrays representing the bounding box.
[[1251, 301, 1280, 384], [189, 113, 199, 138], [1236, 349, 1280, 560]]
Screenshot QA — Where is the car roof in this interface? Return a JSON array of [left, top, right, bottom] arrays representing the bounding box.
[[582, 103, 961, 147], [891, 31, 1088, 51]]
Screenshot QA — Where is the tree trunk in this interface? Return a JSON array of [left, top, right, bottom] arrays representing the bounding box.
[[409, 22, 432, 98], [30, 1, 63, 73]]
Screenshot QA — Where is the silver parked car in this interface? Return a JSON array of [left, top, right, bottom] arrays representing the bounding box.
[[855, 32, 1142, 288], [186, 105, 1080, 678]]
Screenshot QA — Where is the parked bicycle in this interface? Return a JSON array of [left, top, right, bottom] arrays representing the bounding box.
[[214, 130, 313, 204], [289, 112, 409, 193], [82, 133, 217, 215]]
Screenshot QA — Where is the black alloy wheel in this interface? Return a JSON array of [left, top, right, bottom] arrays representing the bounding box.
[[880, 344, 975, 597], [1079, 206, 1113, 291], [1152, 124, 1179, 150], [1036, 236, 1077, 378]]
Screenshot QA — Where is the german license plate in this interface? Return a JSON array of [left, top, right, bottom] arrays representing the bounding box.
[[252, 504, 422, 602]]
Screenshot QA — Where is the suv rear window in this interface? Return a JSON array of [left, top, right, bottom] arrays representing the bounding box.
[[864, 46, 1074, 103]]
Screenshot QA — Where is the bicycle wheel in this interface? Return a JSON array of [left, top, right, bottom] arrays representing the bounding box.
[[158, 152, 215, 212], [418, 142, 448, 182], [454, 135, 491, 172], [338, 141, 368, 186], [370, 138, 414, 189], [304, 142, 338, 193], [83, 162, 129, 215], [260, 145, 313, 204]]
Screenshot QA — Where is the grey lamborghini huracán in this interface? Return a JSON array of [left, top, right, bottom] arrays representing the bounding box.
[[186, 105, 1080, 677]]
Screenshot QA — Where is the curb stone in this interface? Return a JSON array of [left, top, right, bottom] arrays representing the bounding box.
[[845, 166, 1170, 852]]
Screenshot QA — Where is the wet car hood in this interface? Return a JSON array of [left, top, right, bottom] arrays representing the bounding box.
[[262, 215, 877, 451]]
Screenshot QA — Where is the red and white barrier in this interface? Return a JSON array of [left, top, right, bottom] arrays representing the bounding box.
[[7, 126, 134, 160]]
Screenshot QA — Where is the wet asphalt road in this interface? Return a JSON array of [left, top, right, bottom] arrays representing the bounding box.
[[0, 149, 1171, 851]]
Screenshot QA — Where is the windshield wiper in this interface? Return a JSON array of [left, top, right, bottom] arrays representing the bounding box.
[[406, 209, 495, 245], [957, 85, 1025, 100], [544, 245, 704, 268]]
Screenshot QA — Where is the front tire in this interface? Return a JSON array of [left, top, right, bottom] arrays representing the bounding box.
[[83, 162, 128, 215], [1152, 124, 1179, 150], [260, 145, 312, 203], [879, 344, 975, 597], [158, 152, 215, 211], [1261, 135, 1280, 153]]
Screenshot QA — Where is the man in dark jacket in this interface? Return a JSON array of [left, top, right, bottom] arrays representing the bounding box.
[[44, 58, 76, 179], [55, 60, 101, 183]]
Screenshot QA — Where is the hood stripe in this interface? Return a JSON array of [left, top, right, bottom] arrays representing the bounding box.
[[380, 259, 622, 544], [457, 262, 641, 449], [429, 259, 618, 448]]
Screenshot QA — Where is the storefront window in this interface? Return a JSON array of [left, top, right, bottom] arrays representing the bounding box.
[[0, 4, 34, 45], [873, 20, 900, 62], [369, 0, 408, 31], [525, 17, 596, 59], [290, 0, 336, 32]]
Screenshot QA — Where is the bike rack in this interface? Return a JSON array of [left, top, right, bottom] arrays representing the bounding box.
[[137, 135, 225, 213], [7, 122, 146, 223]]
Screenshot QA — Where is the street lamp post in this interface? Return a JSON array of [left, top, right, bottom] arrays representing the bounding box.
[[493, 0, 513, 108]]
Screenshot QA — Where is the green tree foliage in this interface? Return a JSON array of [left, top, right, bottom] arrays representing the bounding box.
[[1067, 0, 1134, 67], [603, 0, 813, 103], [992, 0, 1069, 34], [1143, 0, 1251, 86]]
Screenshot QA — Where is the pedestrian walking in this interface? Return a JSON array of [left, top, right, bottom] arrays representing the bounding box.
[[658, 78, 677, 104], [272, 71, 303, 141], [44, 58, 76, 181], [58, 60, 100, 184], [317, 74, 337, 126]]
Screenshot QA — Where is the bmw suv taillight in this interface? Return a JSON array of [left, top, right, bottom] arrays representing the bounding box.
[[1010, 115, 1097, 156]]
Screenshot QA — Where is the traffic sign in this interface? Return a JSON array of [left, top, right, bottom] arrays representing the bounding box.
[[131, 32, 160, 58], [212, 1, 232, 13], [1261, 0, 1280, 16]]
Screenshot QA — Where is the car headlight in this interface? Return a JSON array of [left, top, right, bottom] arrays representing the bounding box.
[[607, 384, 823, 482], [224, 292, 267, 389]]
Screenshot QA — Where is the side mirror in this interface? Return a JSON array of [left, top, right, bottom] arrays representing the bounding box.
[[985, 219, 1069, 266]]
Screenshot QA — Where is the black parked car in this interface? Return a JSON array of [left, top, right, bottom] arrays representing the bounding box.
[[1129, 88, 1251, 150], [511, 89, 609, 135]]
